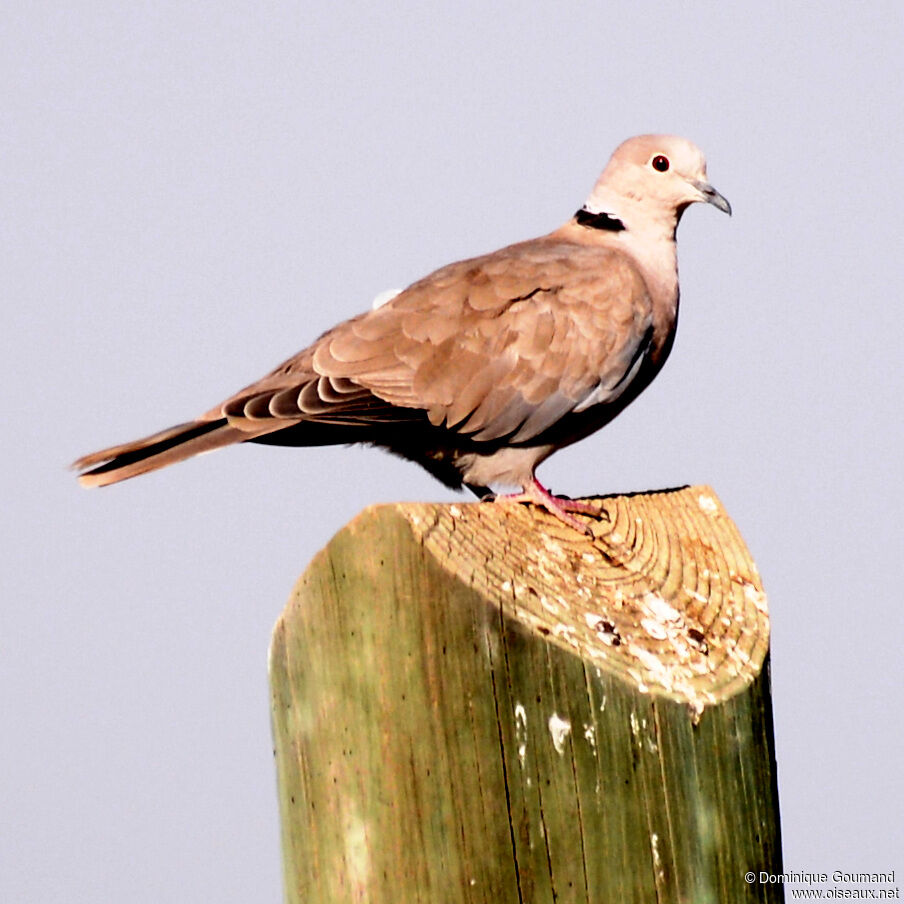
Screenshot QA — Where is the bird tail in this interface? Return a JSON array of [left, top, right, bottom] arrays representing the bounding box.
[[73, 419, 246, 487]]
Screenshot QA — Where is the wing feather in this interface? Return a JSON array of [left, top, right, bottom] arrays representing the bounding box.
[[201, 238, 654, 445]]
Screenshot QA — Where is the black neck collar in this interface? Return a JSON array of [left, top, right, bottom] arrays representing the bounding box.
[[574, 207, 625, 232]]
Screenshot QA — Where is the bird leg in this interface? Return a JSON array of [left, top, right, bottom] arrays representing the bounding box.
[[492, 477, 603, 535]]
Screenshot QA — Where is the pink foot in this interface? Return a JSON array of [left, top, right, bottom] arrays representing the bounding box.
[[496, 478, 602, 535]]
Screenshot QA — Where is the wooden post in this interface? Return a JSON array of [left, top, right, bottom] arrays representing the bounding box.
[[269, 486, 782, 903]]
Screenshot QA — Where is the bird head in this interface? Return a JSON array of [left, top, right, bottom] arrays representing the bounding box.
[[582, 135, 731, 227]]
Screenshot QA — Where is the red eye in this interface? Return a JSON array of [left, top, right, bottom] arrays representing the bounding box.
[[652, 155, 670, 172]]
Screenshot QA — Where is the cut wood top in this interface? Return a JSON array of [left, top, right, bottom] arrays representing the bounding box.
[[363, 485, 768, 715]]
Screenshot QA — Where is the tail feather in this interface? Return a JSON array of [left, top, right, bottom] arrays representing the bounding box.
[[73, 419, 247, 487]]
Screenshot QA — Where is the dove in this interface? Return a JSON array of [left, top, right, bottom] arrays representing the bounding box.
[[74, 135, 730, 533]]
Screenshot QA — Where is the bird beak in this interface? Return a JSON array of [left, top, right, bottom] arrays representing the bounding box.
[[691, 179, 732, 216]]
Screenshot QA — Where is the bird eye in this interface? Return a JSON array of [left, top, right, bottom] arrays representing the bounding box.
[[651, 155, 670, 172]]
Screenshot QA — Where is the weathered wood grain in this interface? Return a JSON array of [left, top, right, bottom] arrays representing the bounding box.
[[270, 486, 782, 903]]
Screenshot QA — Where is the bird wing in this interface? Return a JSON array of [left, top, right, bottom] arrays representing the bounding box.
[[216, 238, 654, 444]]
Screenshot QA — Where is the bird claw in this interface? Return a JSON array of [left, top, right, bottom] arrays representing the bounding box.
[[548, 495, 605, 517], [494, 479, 603, 536]]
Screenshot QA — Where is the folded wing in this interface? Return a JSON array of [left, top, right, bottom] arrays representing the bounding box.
[[220, 239, 654, 445]]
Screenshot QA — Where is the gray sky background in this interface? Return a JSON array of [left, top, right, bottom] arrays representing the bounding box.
[[3, 2, 902, 901]]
